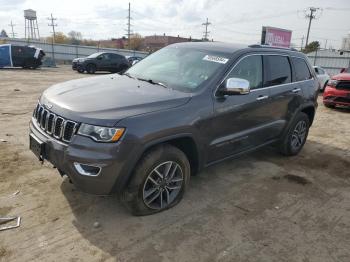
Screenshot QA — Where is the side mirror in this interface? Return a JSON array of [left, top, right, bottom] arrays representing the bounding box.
[[218, 78, 250, 96]]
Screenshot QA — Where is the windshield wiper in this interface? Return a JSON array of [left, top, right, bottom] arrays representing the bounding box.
[[136, 77, 168, 88], [123, 72, 135, 79]]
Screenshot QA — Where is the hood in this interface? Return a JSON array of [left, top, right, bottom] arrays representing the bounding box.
[[40, 74, 192, 126], [332, 73, 350, 81]]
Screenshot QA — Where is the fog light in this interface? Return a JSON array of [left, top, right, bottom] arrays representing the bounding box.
[[74, 162, 101, 176]]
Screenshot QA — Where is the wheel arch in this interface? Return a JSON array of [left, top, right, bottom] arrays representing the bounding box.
[[300, 106, 315, 126], [115, 134, 202, 195]]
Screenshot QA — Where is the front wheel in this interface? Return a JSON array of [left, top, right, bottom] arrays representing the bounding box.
[[86, 64, 96, 74], [122, 144, 190, 216], [279, 112, 310, 156]]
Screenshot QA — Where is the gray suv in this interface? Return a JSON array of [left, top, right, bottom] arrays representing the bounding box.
[[29, 42, 318, 215]]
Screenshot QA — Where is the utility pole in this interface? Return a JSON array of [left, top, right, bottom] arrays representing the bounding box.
[[125, 2, 132, 49], [305, 7, 320, 48], [202, 18, 211, 41], [47, 13, 57, 62], [8, 21, 17, 38], [300, 36, 304, 51]]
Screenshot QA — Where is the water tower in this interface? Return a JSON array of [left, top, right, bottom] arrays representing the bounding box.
[[24, 9, 40, 40]]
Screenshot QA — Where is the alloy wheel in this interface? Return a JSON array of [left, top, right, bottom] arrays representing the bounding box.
[[143, 161, 184, 210], [291, 120, 307, 151]]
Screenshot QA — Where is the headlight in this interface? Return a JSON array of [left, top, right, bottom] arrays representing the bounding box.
[[327, 79, 338, 87], [77, 124, 125, 142]]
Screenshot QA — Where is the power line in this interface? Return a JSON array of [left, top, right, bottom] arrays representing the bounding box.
[[305, 7, 321, 48], [8, 21, 17, 38], [202, 18, 211, 41]]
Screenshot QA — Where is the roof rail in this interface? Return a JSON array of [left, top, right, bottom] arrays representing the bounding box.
[[248, 44, 298, 52]]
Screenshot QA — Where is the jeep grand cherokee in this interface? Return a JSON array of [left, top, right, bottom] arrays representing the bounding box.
[[29, 42, 318, 215]]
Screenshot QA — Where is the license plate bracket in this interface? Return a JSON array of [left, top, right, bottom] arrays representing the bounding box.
[[29, 134, 45, 162]]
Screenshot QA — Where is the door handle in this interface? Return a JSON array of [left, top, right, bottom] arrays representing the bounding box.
[[256, 95, 269, 101], [292, 88, 301, 93]]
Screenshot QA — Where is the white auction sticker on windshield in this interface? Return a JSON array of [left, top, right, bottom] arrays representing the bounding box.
[[203, 55, 229, 64]]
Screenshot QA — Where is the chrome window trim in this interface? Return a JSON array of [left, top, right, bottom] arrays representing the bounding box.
[[214, 53, 315, 97]]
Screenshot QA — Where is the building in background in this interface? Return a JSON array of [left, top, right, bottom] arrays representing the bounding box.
[[341, 33, 350, 50], [142, 34, 192, 52]]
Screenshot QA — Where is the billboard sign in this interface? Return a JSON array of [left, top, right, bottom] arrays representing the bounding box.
[[261, 26, 292, 48]]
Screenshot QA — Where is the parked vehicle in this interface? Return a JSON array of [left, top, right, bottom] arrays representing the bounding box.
[[313, 66, 330, 91], [74, 52, 130, 74], [72, 57, 84, 70], [29, 42, 318, 215], [0, 44, 45, 69], [323, 72, 350, 108]]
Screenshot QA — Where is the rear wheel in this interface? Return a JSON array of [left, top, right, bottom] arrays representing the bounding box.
[[86, 64, 96, 74], [122, 144, 190, 216], [279, 112, 310, 156]]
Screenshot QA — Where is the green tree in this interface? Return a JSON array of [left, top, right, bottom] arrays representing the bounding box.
[[303, 41, 320, 53]]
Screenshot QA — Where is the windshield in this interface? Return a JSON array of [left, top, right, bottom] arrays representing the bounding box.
[[125, 46, 230, 92], [87, 53, 102, 58]]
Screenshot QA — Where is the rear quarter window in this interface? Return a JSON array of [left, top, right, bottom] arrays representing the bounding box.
[[292, 57, 312, 81]]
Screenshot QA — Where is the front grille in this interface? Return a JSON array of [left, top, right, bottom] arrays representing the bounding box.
[[334, 97, 350, 103], [33, 103, 78, 143], [336, 81, 350, 90]]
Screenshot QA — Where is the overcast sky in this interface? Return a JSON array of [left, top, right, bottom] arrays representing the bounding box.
[[0, 0, 349, 49]]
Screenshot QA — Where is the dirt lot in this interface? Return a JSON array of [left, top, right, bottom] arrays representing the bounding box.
[[0, 66, 349, 262]]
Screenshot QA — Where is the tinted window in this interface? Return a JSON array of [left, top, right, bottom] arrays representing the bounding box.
[[227, 55, 263, 90], [110, 53, 122, 60], [264, 55, 291, 86], [292, 57, 312, 81]]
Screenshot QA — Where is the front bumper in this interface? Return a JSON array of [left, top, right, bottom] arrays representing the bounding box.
[[29, 118, 137, 195], [323, 86, 350, 106]]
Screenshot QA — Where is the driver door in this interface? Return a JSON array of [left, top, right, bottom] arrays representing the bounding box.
[[207, 54, 278, 163]]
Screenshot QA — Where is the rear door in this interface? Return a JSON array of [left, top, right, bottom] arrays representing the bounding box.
[[266, 55, 304, 136], [291, 56, 316, 100], [208, 54, 278, 163]]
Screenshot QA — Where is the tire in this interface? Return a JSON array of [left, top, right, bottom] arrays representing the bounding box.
[[279, 112, 310, 156], [324, 103, 335, 108], [77, 67, 84, 73], [86, 64, 96, 74], [122, 144, 190, 216]]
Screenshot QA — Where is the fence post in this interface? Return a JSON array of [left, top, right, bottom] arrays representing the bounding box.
[[313, 48, 318, 66]]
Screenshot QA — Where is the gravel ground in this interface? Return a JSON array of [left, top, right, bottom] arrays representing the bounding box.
[[0, 66, 350, 262]]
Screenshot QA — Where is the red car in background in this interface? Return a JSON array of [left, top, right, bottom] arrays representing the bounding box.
[[323, 71, 350, 108]]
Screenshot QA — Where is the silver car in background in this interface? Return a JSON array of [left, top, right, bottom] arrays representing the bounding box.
[[313, 66, 330, 91]]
